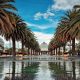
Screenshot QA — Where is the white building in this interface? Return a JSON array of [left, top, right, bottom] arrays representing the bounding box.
[[40, 42, 48, 51]]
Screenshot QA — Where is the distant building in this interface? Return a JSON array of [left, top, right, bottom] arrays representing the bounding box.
[[40, 42, 48, 51]]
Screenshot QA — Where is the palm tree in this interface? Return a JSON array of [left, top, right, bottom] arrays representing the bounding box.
[[0, 0, 17, 34], [48, 38, 58, 55], [69, 11, 80, 39], [4, 15, 27, 57], [64, 9, 80, 55], [4, 15, 27, 80], [55, 25, 67, 54], [22, 30, 32, 55], [58, 10, 79, 55], [23, 30, 40, 55], [49, 5, 80, 56], [30, 39, 40, 55]]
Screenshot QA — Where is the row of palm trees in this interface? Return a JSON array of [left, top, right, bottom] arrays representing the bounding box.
[[48, 5, 80, 56], [0, 0, 40, 57]]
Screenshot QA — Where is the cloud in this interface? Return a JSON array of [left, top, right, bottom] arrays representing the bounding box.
[[27, 22, 48, 29], [34, 0, 80, 21], [52, 0, 80, 10], [34, 11, 55, 20], [27, 21, 58, 30], [33, 0, 80, 24], [33, 31, 53, 44], [34, 12, 42, 20]]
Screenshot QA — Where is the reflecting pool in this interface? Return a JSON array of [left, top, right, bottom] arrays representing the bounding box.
[[0, 55, 80, 80]]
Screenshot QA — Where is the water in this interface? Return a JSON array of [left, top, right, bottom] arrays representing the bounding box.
[[34, 61, 54, 80], [0, 55, 80, 80]]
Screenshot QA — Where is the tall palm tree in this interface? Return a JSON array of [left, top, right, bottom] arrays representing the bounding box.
[[23, 30, 40, 55], [49, 5, 80, 56], [24, 30, 35, 55], [48, 38, 58, 55], [55, 24, 67, 53], [69, 12, 80, 39], [4, 15, 27, 57], [30, 39, 40, 55], [4, 15, 27, 80], [58, 10, 79, 55]]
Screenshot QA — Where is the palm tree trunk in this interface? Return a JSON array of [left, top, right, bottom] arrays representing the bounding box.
[[39, 51, 40, 55], [28, 47, 30, 55], [31, 49, 32, 55], [33, 50, 35, 55], [32, 49, 34, 55], [22, 42, 24, 52], [50, 50, 52, 55], [54, 49, 55, 55], [72, 38, 75, 55], [12, 37, 16, 80], [12, 37, 16, 58], [63, 45, 65, 55], [21, 41, 24, 80], [59, 47, 60, 55], [63, 45, 65, 52], [56, 48, 57, 55], [22, 41, 24, 56]]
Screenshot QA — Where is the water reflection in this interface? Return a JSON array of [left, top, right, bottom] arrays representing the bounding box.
[[0, 62, 4, 80], [3, 61, 39, 80], [49, 61, 80, 80], [0, 55, 80, 80], [22, 62, 39, 80], [34, 61, 53, 80]]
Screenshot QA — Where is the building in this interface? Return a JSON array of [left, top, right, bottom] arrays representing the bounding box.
[[40, 42, 48, 51]]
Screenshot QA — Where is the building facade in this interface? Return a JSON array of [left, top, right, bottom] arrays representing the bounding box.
[[40, 42, 48, 51]]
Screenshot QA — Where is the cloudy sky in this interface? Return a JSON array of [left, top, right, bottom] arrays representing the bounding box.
[[14, 0, 80, 44], [2, 0, 80, 46]]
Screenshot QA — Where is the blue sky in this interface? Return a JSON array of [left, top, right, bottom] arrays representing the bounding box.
[[12, 0, 80, 44]]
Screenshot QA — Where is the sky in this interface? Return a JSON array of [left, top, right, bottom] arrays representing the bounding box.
[[1, 0, 80, 47]]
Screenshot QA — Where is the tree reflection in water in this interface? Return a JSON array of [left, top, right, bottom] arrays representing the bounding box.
[[49, 62, 75, 80], [22, 62, 39, 80], [4, 61, 16, 80], [4, 62, 39, 80], [72, 61, 76, 80], [0, 62, 4, 79], [12, 61, 16, 80], [21, 61, 24, 80], [3, 60, 80, 80]]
